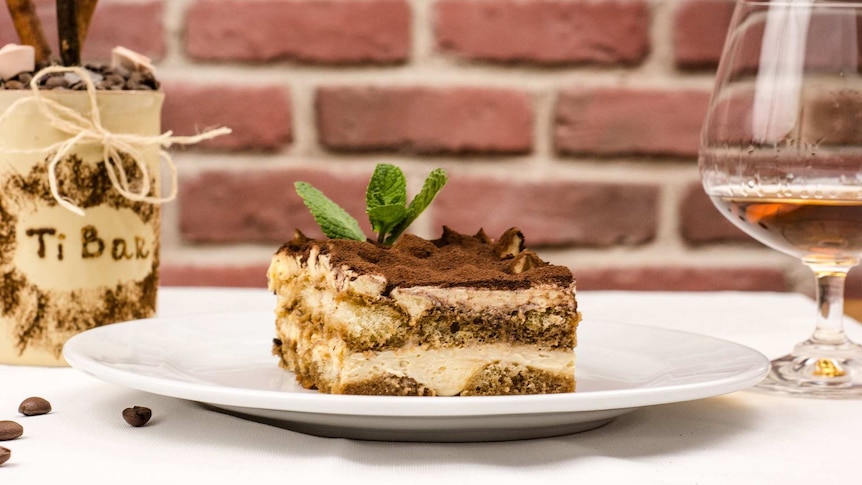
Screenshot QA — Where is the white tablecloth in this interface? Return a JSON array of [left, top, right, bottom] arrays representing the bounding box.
[[2, 288, 860, 484]]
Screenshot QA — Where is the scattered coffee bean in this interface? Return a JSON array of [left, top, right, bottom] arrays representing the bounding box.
[[122, 406, 152, 427], [18, 396, 52, 416], [0, 446, 10, 466], [0, 421, 23, 441]]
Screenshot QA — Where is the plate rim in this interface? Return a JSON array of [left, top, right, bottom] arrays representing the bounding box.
[[63, 311, 770, 418]]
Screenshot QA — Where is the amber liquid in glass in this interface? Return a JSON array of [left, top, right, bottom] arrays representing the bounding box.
[[709, 194, 862, 260]]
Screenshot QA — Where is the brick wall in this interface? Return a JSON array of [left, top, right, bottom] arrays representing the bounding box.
[[7, 0, 859, 296]]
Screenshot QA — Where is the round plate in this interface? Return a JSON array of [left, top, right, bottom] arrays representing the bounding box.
[[63, 311, 769, 442]]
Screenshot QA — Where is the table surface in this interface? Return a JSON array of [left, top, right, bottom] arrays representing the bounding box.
[[2, 287, 860, 484]]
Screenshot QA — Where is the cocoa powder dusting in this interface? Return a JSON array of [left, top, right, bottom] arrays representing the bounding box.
[[279, 226, 574, 293]]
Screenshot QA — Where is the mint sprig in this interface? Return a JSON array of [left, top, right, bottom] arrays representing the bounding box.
[[294, 182, 366, 241], [383, 168, 447, 245], [294, 164, 448, 245]]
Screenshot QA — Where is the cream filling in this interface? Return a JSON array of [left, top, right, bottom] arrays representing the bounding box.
[[390, 285, 576, 322], [339, 344, 574, 396]]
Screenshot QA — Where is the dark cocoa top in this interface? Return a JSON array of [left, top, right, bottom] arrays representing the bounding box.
[[278, 227, 574, 293]]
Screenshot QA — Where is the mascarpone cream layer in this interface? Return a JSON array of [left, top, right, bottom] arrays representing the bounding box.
[[276, 313, 574, 396], [341, 343, 573, 396]]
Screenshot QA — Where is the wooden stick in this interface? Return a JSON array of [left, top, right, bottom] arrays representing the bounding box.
[[5, 0, 52, 63], [76, 0, 98, 48], [57, 0, 81, 66]]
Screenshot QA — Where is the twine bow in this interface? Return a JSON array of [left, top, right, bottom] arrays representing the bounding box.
[[0, 65, 231, 216]]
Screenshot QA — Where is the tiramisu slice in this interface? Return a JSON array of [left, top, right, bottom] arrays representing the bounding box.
[[267, 226, 580, 396], [267, 164, 580, 396]]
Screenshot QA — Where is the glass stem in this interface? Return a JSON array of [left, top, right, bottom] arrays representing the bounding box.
[[803, 260, 856, 347]]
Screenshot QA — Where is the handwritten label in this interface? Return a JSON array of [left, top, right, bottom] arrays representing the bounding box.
[[14, 206, 157, 292]]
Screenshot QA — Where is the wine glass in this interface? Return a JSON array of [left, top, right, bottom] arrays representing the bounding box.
[[700, 0, 862, 397]]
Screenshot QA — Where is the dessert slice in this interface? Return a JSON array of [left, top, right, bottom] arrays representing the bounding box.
[[267, 226, 581, 396]]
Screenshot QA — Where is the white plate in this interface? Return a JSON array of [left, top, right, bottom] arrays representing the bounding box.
[[63, 311, 769, 442]]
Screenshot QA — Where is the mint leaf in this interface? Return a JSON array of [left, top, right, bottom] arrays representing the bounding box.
[[294, 182, 366, 241], [366, 164, 409, 242], [294, 164, 447, 245], [368, 204, 408, 242], [366, 164, 407, 211], [384, 168, 448, 245]]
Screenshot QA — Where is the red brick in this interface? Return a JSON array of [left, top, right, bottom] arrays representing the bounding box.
[[431, 177, 658, 246], [84, 1, 165, 62], [179, 168, 371, 243], [185, 0, 410, 64], [317, 86, 533, 154], [673, 0, 735, 69], [434, 0, 649, 65], [161, 83, 291, 151], [680, 181, 754, 245], [0, 1, 164, 63], [555, 88, 710, 157], [160, 264, 270, 288], [577, 266, 789, 291]]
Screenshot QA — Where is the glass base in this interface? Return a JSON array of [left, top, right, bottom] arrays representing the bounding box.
[[754, 340, 862, 398]]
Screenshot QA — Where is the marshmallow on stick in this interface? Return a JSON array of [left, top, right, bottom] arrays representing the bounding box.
[[0, 43, 35, 79]]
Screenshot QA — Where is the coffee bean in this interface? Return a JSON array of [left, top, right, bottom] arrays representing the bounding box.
[[122, 406, 152, 427], [0, 446, 10, 466], [113, 65, 131, 78], [44, 75, 69, 89], [19, 396, 52, 416], [104, 74, 125, 87], [0, 421, 23, 441], [2, 64, 158, 91]]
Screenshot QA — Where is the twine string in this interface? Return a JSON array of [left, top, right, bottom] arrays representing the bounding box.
[[0, 65, 231, 216]]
